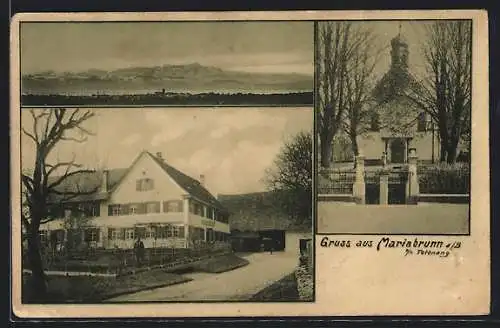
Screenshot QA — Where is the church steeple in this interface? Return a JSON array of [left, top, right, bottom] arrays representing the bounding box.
[[390, 24, 409, 71]]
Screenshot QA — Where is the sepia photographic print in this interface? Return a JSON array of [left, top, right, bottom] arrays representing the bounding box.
[[316, 20, 472, 235], [19, 107, 313, 304], [11, 10, 489, 318], [20, 21, 313, 107]]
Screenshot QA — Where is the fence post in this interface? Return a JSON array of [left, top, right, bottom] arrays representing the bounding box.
[[379, 169, 390, 205], [353, 154, 366, 204], [407, 149, 419, 204]]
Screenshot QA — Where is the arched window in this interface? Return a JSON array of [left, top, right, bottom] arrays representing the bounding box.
[[417, 112, 427, 132], [370, 112, 380, 132]]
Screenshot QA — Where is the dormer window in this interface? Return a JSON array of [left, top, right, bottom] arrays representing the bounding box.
[[136, 178, 154, 191]]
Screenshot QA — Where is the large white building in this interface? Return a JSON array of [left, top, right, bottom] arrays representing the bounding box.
[[39, 151, 230, 249]]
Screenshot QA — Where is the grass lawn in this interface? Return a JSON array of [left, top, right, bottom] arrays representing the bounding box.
[[192, 254, 249, 273], [23, 269, 192, 303], [249, 272, 300, 301]]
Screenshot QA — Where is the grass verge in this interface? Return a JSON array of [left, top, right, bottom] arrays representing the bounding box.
[[192, 254, 249, 273], [23, 269, 192, 303], [249, 272, 301, 302]]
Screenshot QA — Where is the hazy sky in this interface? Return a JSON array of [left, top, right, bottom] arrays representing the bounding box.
[[366, 21, 429, 79], [318, 21, 432, 80], [21, 107, 313, 195], [20, 22, 314, 75]]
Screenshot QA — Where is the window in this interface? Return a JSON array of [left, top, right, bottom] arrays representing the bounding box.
[[195, 203, 203, 216], [77, 202, 100, 217], [125, 228, 135, 240], [135, 227, 146, 239], [156, 226, 167, 239], [164, 200, 182, 213], [206, 208, 214, 219], [417, 112, 427, 132], [166, 225, 173, 238], [84, 228, 100, 242], [108, 204, 123, 216], [108, 228, 122, 240], [145, 225, 156, 239], [39, 230, 48, 244], [136, 178, 154, 191], [146, 202, 160, 214], [129, 204, 138, 215], [370, 112, 380, 132], [173, 225, 185, 238]]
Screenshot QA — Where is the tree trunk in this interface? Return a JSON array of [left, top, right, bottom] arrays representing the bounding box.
[[26, 226, 47, 302], [439, 145, 447, 163], [349, 132, 359, 157], [319, 134, 333, 168], [446, 137, 460, 164]]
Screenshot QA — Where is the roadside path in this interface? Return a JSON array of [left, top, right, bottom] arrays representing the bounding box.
[[105, 252, 298, 302]]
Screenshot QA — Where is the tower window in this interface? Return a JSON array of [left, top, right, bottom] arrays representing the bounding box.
[[370, 112, 380, 132], [417, 112, 427, 132]]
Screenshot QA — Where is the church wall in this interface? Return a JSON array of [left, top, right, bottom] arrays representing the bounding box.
[[357, 132, 385, 160], [356, 132, 439, 162], [410, 132, 439, 162]]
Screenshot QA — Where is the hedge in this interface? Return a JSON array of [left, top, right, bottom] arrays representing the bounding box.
[[418, 163, 470, 194]]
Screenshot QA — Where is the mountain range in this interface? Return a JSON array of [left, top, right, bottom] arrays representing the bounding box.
[[21, 63, 313, 95]]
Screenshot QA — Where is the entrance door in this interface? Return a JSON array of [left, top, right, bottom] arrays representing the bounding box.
[[390, 139, 406, 164]]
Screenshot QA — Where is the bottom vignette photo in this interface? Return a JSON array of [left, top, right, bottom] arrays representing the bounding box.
[[19, 106, 314, 304]]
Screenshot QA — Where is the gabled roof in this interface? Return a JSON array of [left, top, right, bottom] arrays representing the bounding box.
[[218, 191, 310, 232], [146, 152, 226, 212], [47, 168, 127, 203], [46, 151, 225, 212]]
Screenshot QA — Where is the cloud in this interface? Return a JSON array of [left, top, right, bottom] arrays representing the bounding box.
[[207, 139, 282, 194], [146, 108, 289, 148], [121, 133, 142, 146]]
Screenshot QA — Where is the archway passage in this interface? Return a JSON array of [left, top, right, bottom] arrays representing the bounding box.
[[390, 139, 406, 164]]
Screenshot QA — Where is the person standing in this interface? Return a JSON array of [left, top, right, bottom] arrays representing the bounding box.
[[134, 236, 145, 267]]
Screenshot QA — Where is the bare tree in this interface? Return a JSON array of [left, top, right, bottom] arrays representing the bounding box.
[[343, 29, 384, 157], [264, 131, 312, 227], [21, 108, 97, 301], [406, 21, 472, 163], [317, 22, 382, 167]]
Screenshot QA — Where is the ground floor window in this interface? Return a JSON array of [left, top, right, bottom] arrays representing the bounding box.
[[108, 228, 122, 240], [125, 228, 135, 240], [84, 228, 100, 242]]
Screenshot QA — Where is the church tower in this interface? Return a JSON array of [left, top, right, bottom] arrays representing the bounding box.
[[390, 25, 409, 71]]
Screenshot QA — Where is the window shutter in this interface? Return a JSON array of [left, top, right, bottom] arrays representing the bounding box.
[[163, 201, 169, 213], [136, 180, 141, 191], [179, 226, 185, 238], [95, 228, 100, 242], [155, 202, 161, 213], [108, 205, 113, 216], [121, 228, 126, 240], [108, 229, 113, 240]]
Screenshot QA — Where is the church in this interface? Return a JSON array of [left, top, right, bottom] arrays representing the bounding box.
[[354, 31, 439, 165]]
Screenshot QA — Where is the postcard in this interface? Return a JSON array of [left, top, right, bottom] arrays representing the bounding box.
[[10, 10, 489, 318]]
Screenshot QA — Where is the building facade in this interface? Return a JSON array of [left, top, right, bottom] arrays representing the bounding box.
[[39, 151, 230, 249], [358, 32, 438, 165], [218, 192, 312, 255]]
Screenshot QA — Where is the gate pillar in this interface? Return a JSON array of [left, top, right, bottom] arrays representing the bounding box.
[[379, 169, 389, 205], [353, 154, 365, 204], [406, 149, 419, 204]]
